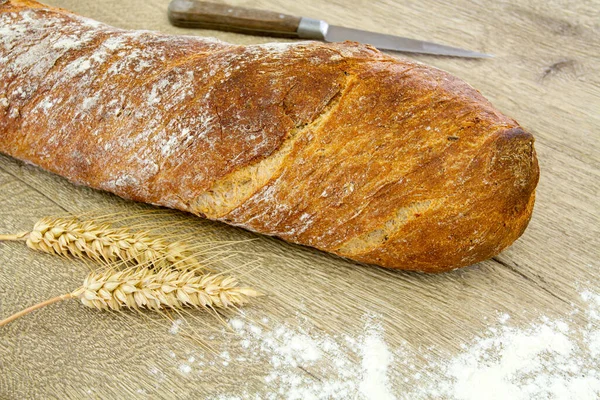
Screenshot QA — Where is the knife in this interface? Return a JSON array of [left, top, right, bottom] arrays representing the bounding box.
[[167, 0, 491, 58]]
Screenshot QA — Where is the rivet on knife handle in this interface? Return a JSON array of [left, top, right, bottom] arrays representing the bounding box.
[[168, 0, 326, 39]]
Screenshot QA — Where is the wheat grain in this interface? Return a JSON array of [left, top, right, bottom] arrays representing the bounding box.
[[3, 216, 198, 268], [71, 267, 261, 311]]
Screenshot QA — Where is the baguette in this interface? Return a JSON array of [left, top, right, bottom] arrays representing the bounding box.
[[0, 0, 539, 272]]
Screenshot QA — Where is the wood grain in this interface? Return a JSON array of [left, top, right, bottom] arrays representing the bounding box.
[[0, 0, 598, 398]]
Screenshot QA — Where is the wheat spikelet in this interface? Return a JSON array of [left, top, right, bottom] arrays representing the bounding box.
[[3, 216, 198, 268], [71, 267, 261, 311]]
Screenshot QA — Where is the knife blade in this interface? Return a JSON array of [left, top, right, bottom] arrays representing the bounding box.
[[168, 0, 492, 58]]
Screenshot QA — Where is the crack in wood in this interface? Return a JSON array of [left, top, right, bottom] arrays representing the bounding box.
[[0, 162, 69, 213], [298, 365, 323, 382], [491, 256, 571, 305]]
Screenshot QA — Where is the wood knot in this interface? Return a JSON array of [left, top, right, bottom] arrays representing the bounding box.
[[542, 59, 575, 80]]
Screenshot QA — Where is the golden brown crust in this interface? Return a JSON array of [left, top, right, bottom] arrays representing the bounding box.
[[0, 0, 539, 272]]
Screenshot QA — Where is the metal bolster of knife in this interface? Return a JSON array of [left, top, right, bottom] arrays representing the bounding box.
[[296, 18, 329, 40]]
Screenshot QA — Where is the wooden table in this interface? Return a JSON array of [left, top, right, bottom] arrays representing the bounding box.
[[1, 0, 598, 398]]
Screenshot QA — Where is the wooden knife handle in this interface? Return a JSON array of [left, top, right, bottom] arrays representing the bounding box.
[[168, 0, 302, 38]]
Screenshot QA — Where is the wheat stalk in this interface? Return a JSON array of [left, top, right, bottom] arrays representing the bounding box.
[[0, 216, 198, 268], [0, 267, 262, 327]]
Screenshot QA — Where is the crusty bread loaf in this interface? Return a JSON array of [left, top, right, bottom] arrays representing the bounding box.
[[0, 0, 539, 272]]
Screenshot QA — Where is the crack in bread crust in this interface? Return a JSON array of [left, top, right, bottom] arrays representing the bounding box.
[[190, 127, 304, 219], [190, 78, 350, 219], [335, 199, 437, 256]]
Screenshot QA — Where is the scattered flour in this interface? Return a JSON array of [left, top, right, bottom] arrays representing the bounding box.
[[590, 331, 600, 358], [218, 317, 376, 399], [161, 288, 600, 400], [441, 321, 593, 400], [52, 37, 85, 50], [426, 288, 600, 400], [169, 319, 184, 335], [359, 324, 395, 400], [229, 319, 244, 330], [178, 364, 192, 374]]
